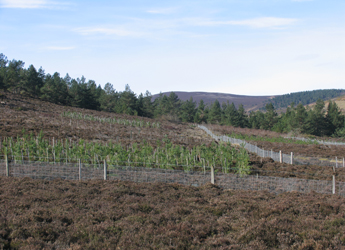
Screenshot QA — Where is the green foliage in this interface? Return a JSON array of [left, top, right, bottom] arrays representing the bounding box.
[[4, 59, 25, 93], [24, 65, 44, 97], [40, 72, 70, 105], [252, 97, 345, 137], [266, 89, 345, 109], [179, 97, 196, 122], [61, 111, 160, 128], [153, 92, 181, 120], [68, 76, 100, 110], [208, 99, 222, 123], [0, 132, 250, 173], [235, 144, 250, 176]]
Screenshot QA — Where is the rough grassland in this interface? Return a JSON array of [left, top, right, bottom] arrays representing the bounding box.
[[1, 177, 345, 249]]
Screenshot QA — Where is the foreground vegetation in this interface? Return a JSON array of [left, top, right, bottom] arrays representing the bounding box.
[[0, 177, 345, 249], [0, 131, 250, 174], [61, 111, 161, 128]]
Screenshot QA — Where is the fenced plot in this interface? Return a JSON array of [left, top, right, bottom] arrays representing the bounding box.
[[0, 160, 344, 196], [199, 125, 345, 168]]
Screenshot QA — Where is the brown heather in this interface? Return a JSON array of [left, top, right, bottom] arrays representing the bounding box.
[[0, 92, 212, 148], [0, 176, 345, 249]]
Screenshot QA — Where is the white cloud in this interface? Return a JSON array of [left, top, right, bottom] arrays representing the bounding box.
[[195, 17, 298, 28], [75, 27, 144, 37], [45, 46, 75, 51], [0, 0, 46, 8], [230, 17, 298, 28], [0, 0, 71, 9], [294, 54, 319, 61], [196, 17, 298, 28], [147, 7, 177, 14]]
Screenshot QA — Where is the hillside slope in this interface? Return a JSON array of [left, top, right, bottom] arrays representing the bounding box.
[[306, 94, 345, 113], [152, 91, 274, 111], [267, 89, 345, 110], [1, 92, 345, 181], [152, 89, 345, 112], [0, 92, 212, 147]]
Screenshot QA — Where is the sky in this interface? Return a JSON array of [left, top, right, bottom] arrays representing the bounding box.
[[0, 0, 344, 96]]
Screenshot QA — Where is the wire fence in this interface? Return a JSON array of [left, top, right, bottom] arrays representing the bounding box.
[[1, 159, 344, 196], [198, 125, 345, 168], [285, 136, 345, 146]]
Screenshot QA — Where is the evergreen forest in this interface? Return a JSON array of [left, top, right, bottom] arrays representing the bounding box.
[[1, 53, 344, 138], [265, 89, 345, 109]]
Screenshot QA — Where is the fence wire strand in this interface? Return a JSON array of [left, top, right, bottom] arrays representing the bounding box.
[[0, 160, 344, 196], [198, 125, 344, 168]]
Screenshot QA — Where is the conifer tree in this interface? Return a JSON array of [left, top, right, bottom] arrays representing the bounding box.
[[208, 100, 222, 123]]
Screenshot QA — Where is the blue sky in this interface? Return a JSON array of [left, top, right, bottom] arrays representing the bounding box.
[[0, 0, 344, 96]]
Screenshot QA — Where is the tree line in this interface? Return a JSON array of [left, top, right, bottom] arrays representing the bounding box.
[[266, 89, 345, 109], [1, 53, 344, 137]]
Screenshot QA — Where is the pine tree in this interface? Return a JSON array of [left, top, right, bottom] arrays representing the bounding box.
[[99, 83, 119, 112], [194, 99, 207, 123], [237, 104, 248, 128], [4, 59, 25, 93], [40, 72, 69, 105], [0, 54, 8, 90], [25, 65, 44, 97], [138, 91, 154, 118], [326, 101, 344, 135], [208, 100, 222, 123], [117, 84, 138, 115], [180, 97, 197, 122]]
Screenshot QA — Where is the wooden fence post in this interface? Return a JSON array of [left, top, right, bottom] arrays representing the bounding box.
[[279, 151, 282, 163], [291, 152, 294, 165], [211, 165, 215, 184], [5, 154, 9, 177], [104, 160, 107, 180], [336, 157, 338, 168], [332, 175, 336, 195], [79, 159, 81, 181]]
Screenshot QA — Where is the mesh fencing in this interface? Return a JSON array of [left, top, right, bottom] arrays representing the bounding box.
[[0, 160, 344, 196], [286, 136, 345, 146], [216, 174, 333, 195], [198, 125, 345, 167]]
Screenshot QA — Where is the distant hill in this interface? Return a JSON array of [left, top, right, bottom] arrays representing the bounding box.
[[152, 92, 275, 111], [153, 89, 345, 112], [265, 89, 345, 110]]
